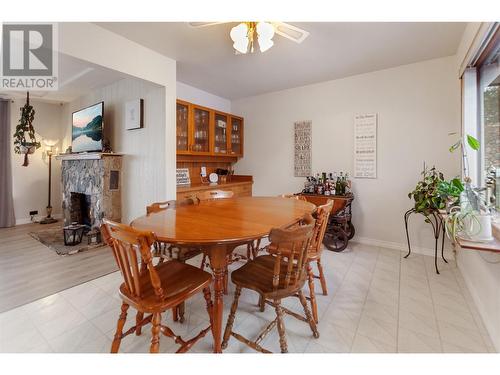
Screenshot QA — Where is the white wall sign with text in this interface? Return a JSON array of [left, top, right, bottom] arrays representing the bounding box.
[[354, 113, 377, 179]]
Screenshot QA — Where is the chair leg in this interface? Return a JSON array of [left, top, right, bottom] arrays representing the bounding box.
[[298, 290, 319, 339], [307, 263, 319, 323], [202, 287, 214, 334], [274, 300, 288, 353], [135, 311, 144, 335], [223, 266, 229, 295], [316, 259, 328, 296], [150, 312, 162, 353], [258, 295, 266, 312], [178, 302, 185, 323], [111, 302, 129, 353], [172, 306, 178, 322], [222, 285, 242, 350], [200, 253, 207, 269]]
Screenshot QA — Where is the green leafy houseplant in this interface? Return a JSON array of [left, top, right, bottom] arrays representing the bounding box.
[[408, 166, 446, 216], [13, 92, 40, 166], [444, 133, 484, 243], [437, 178, 464, 211]]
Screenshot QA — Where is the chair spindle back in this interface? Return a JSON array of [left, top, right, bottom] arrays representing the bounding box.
[[309, 200, 333, 256], [101, 219, 165, 300], [268, 214, 315, 292], [196, 190, 234, 201]]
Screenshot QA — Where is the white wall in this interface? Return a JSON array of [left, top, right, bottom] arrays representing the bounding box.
[[232, 56, 461, 255], [61, 78, 166, 224], [176, 81, 231, 112], [10, 99, 64, 224], [59, 23, 177, 200]]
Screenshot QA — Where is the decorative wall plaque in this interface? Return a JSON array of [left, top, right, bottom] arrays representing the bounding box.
[[294, 121, 312, 177], [354, 113, 377, 178]]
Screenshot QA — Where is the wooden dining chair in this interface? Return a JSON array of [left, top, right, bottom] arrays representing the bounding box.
[[100, 219, 213, 353], [196, 189, 234, 201], [221, 215, 318, 353], [146, 197, 202, 323], [305, 200, 333, 323]]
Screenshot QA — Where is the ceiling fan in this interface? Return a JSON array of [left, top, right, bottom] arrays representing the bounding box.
[[188, 22, 310, 54]]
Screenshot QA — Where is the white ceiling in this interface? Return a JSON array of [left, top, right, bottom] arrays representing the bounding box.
[[97, 22, 466, 99], [0, 53, 129, 103]]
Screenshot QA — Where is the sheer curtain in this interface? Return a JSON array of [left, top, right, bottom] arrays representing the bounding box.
[[0, 99, 15, 227]]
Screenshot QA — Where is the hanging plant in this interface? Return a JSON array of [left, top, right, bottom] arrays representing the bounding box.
[[13, 92, 41, 166]]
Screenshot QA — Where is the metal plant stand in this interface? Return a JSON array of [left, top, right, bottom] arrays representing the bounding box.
[[403, 208, 447, 274]]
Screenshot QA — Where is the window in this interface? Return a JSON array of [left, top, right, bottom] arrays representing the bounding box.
[[462, 24, 499, 210]]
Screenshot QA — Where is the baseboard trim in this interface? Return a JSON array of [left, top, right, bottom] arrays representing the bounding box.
[[16, 214, 63, 226], [351, 236, 455, 260]]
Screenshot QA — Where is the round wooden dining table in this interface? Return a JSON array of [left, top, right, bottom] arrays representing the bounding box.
[[130, 196, 316, 353]]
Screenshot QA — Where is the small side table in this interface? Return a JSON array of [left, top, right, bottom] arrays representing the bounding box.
[[403, 208, 448, 274]]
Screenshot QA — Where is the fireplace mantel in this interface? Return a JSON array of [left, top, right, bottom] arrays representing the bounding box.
[[56, 152, 123, 161]]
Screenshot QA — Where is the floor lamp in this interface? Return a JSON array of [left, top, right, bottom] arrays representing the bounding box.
[[40, 139, 58, 225]]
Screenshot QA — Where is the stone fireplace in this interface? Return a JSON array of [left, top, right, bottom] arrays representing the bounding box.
[[57, 153, 123, 230]]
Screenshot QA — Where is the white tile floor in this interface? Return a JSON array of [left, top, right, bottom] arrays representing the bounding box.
[[0, 243, 496, 353]]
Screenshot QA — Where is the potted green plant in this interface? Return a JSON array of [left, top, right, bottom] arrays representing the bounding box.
[[13, 92, 40, 166], [408, 166, 446, 217], [444, 134, 493, 242]]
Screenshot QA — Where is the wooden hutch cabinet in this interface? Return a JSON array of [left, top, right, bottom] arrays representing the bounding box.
[[176, 99, 244, 157], [176, 99, 252, 199]]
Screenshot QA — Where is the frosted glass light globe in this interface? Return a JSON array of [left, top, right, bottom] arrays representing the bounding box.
[[258, 37, 274, 52], [256, 22, 275, 40], [230, 23, 248, 42]]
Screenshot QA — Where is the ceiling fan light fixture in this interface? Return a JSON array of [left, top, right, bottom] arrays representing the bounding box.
[[258, 37, 274, 52], [256, 22, 275, 40], [230, 23, 248, 42], [233, 39, 249, 54]]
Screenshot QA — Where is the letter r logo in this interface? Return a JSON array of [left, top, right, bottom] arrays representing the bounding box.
[[2, 24, 53, 76]]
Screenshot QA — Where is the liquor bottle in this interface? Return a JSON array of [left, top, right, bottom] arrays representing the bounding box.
[[324, 174, 330, 195], [329, 173, 336, 195], [309, 176, 315, 194], [336, 173, 342, 195]]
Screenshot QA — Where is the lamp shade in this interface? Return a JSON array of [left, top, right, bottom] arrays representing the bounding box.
[[43, 139, 58, 147]]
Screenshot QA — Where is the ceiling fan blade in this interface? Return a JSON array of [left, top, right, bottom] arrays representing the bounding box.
[[272, 22, 309, 44], [188, 22, 227, 28]]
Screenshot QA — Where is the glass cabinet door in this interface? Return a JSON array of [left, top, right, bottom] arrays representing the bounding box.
[[214, 113, 228, 154], [176, 102, 189, 152], [192, 107, 210, 153], [230, 117, 243, 155]]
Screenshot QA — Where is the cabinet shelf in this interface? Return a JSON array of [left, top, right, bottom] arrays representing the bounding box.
[[176, 99, 244, 158]]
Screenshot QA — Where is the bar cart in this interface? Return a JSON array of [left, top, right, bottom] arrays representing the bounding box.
[[298, 193, 355, 252]]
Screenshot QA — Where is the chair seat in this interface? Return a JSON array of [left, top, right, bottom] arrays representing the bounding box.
[[119, 260, 212, 313], [231, 255, 306, 299]]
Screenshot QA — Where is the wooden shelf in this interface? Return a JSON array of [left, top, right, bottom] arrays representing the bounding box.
[[56, 152, 123, 161]]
